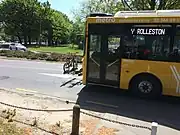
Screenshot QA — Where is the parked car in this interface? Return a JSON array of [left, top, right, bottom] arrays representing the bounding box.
[[9, 43, 27, 51], [0, 42, 27, 51], [0, 42, 10, 50]]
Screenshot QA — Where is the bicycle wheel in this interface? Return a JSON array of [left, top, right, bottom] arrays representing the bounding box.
[[73, 58, 78, 69], [63, 62, 70, 74]]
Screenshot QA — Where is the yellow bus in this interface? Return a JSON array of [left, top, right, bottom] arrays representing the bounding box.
[[82, 10, 180, 98]]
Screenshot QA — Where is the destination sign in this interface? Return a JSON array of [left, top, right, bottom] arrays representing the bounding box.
[[131, 28, 166, 35]]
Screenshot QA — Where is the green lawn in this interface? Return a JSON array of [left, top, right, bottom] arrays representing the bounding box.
[[29, 45, 83, 55]]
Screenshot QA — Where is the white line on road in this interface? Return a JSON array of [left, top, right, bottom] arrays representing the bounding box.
[[0, 65, 61, 71], [86, 100, 118, 108], [39, 73, 82, 79], [39, 73, 74, 78]]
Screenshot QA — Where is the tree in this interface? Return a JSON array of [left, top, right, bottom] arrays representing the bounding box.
[[71, 0, 180, 48], [0, 0, 42, 46], [0, 0, 73, 46], [122, 0, 180, 10], [70, 16, 85, 48], [50, 10, 72, 45], [71, 0, 123, 48], [72, 0, 123, 20]]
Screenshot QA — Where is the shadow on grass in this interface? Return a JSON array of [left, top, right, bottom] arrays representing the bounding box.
[[76, 85, 180, 131]]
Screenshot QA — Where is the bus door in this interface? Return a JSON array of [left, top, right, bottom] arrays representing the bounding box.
[[87, 34, 122, 87]]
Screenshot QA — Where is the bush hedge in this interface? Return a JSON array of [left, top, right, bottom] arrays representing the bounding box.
[[0, 50, 82, 63]]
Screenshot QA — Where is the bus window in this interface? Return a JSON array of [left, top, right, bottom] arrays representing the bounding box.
[[134, 35, 145, 46], [88, 34, 101, 79], [171, 25, 180, 62], [151, 36, 170, 56], [122, 35, 134, 59], [174, 26, 180, 50], [106, 36, 121, 81], [122, 25, 171, 61], [108, 36, 121, 55]]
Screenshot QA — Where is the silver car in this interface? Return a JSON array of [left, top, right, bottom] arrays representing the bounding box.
[[9, 43, 27, 51]]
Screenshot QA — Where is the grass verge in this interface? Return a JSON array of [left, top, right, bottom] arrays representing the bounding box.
[[29, 44, 83, 55]]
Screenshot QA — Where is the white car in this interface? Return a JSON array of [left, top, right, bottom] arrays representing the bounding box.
[[0, 42, 11, 50], [9, 43, 27, 51]]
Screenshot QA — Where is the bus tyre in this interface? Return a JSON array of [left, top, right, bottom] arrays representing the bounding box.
[[130, 75, 162, 98]]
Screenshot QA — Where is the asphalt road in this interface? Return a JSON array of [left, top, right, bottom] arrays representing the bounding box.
[[0, 58, 83, 101]]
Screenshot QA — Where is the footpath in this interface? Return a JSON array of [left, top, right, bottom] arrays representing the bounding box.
[[0, 89, 179, 135]]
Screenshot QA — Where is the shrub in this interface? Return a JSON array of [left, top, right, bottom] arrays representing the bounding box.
[[37, 53, 48, 60], [45, 55, 54, 61], [26, 53, 38, 60], [50, 53, 60, 61], [0, 50, 8, 56], [0, 50, 82, 63]]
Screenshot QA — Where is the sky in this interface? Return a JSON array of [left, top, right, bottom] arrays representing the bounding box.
[[40, 0, 83, 20]]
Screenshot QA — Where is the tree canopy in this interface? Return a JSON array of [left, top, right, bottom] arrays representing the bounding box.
[[0, 0, 73, 46], [122, 0, 180, 10], [0, 0, 180, 47], [71, 0, 180, 44]]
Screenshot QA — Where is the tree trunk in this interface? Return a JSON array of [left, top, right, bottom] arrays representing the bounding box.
[[48, 38, 52, 46], [39, 36, 41, 46], [24, 35, 27, 46], [48, 25, 53, 46], [11, 36, 15, 42], [36, 38, 38, 46], [55, 40, 58, 46], [17, 35, 22, 44], [28, 36, 31, 46]]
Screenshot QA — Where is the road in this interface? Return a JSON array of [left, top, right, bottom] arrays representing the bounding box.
[[0, 58, 83, 101], [0, 58, 180, 134]]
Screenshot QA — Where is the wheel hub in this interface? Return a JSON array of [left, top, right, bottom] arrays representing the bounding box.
[[138, 81, 153, 93]]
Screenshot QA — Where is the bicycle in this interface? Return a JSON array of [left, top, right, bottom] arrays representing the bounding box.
[[63, 52, 78, 74]]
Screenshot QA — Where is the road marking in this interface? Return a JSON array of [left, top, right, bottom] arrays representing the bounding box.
[[39, 73, 82, 79], [39, 73, 73, 78], [86, 100, 118, 108], [0, 65, 61, 71], [16, 88, 37, 93]]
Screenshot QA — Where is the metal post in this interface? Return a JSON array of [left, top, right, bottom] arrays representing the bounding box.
[[151, 122, 158, 135], [71, 104, 80, 135]]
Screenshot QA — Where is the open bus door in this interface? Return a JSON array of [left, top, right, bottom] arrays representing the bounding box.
[[86, 24, 126, 87]]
